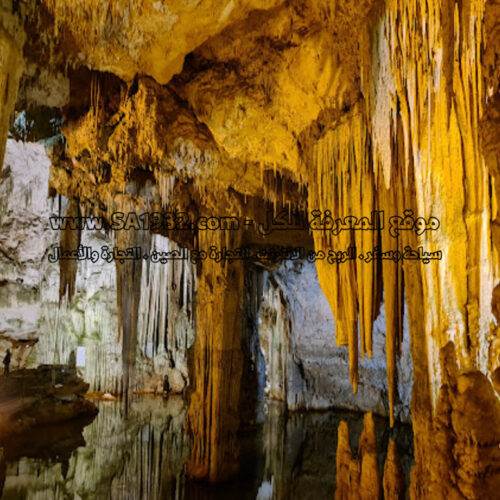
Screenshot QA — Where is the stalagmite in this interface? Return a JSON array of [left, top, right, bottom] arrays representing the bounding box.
[[383, 439, 405, 500]]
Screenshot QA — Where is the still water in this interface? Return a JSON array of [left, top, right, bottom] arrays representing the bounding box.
[[0, 397, 413, 499]]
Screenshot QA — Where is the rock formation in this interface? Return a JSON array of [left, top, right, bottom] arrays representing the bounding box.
[[0, 0, 499, 496], [257, 260, 413, 420], [0, 364, 97, 437], [0, 139, 196, 395]]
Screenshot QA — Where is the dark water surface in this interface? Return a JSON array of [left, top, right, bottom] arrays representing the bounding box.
[[0, 397, 413, 499]]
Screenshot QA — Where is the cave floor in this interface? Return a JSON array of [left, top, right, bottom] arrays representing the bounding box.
[[0, 396, 413, 499]]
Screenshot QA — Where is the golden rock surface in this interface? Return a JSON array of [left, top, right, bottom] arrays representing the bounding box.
[[1, 0, 500, 495]]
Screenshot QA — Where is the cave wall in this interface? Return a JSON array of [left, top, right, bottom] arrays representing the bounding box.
[[0, 139, 195, 393], [258, 260, 413, 421]]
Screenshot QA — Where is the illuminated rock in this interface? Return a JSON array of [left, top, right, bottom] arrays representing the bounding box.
[[0, 0, 499, 495]]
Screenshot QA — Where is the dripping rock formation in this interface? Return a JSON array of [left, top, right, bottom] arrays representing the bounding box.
[[0, 0, 499, 498]]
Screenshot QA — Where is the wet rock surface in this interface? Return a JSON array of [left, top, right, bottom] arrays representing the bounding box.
[[0, 365, 97, 437]]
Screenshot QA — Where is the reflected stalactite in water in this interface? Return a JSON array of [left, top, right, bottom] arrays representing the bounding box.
[[335, 420, 361, 500], [260, 402, 413, 499], [334, 413, 382, 500], [2, 397, 189, 499], [1, 396, 415, 499], [334, 411, 412, 500], [260, 402, 318, 499], [358, 413, 381, 499]]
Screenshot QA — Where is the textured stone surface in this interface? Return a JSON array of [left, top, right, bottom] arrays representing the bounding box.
[[1, 0, 500, 495], [258, 261, 413, 422], [0, 140, 196, 394], [0, 365, 97, 437]]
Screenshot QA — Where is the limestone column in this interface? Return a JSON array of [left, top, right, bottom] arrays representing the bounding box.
[[115, 221, 151, 398], [185, 228, 244, 482]]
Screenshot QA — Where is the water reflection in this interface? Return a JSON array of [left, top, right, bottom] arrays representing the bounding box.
[[1, 397, 413, 499]]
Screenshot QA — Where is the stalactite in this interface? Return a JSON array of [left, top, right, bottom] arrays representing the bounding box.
[[153, 171, 176, 208], [259, 282, 292, 403], [361, 3, 500, 493], [377, 128, 405, 428], [58, 200, 81, 303], [308, 106, 382, 394], [136, 233, 196, 392], [304, 0, 497, 432], [370, 0, 494, 397]]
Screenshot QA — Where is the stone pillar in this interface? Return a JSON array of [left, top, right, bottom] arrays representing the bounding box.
[[185, 229, 244, 482], [115, 224, 151, 397]]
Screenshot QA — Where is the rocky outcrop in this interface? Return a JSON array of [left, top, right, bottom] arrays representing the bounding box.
[[0, 365, 97, 437]]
